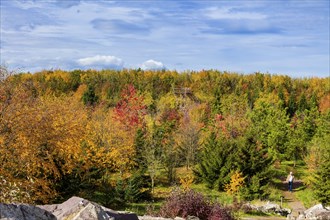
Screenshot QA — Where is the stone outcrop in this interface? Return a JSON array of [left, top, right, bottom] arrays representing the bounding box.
[[242, 201, 291, 217], [0, 203, 56, 220], [293, 204, 330, 220], [1, 196, 138, 220], [138, 217, 185, 220]]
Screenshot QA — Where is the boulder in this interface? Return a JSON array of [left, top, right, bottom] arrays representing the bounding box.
[[138, 216, 185, 220], [1, 196, 138, 220], [304, 204, 330, 219], [293, 204, 330, 219], [0, 203, 56, 220], [260, 201, 281, 213]]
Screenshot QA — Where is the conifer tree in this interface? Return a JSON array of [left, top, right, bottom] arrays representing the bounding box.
[[314, 147, 330, 206], [82, 85, 98, 106], [235, 135, 274, 200], [194, 132, 235, 190]]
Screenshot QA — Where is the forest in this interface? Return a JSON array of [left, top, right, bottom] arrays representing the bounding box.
[[0, 66, 329, 216]]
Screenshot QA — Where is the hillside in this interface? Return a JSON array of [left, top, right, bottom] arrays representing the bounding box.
[[1, 67, 329, 217]]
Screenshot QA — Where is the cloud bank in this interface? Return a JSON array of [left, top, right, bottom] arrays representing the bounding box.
[[141, 59, 165, 70], [77, 55, 124, 69]]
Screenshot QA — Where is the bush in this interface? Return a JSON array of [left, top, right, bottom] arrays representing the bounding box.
[[158, 188, 234, 220]]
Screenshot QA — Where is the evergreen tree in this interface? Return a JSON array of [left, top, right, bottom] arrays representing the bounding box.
[[194, 132, 236, 190], [286, 108, 319, 161], [309, 93, 318, 109], [82, 85, 98, 106], [287, 92, 296, 117], [236, 134, 274, 200], [134, 128, 147, 169], [212, 87, 222, 114], [298, 93, 308, 112], [310, 111, 330, 205], [248, 101, 289, 161], [314, 147, 330, 206], [278, 86, 286, 110]]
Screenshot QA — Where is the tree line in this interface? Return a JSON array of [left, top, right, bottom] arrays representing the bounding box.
[[0, 67, 329, 206]]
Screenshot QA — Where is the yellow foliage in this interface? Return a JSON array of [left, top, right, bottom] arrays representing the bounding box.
[[179, 174, 194, 191], [225, 171, 245, 195], [83, 108, 136, 174], [0, 88, 88, 203]]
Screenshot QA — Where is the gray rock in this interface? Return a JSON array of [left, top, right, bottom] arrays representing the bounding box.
[[304, 204, 330, 219], [138, 216, 174, 220], [0, 203, 56, 220], [260, 202, 281, 213], [315, 210, 330, 220], [1, 196, 138, 220], [186, 216, 200, 220], [138, 216, 185, 220]]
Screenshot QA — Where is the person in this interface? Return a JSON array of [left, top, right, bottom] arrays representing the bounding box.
[[286, 171, 294, 192]]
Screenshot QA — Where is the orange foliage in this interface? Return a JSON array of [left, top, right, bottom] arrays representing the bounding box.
[[0, 85, 87, 203], [319, 93, 330, 113]]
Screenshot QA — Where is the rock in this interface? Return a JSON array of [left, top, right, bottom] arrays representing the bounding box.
[[304, 204, 329, 219], [296, 213, 305, 220], [0, 203, 56, 220], [138, 216, 175, 220], [186, 216, 200, 220], [277, 207, 291, 216], [137, 216, 185, 220], [314, 209, 330, 220], [1, 196, 138, 220], [294, 203, 330, 220], [260, 202, 281, 213], [38, 196, 90, 219]]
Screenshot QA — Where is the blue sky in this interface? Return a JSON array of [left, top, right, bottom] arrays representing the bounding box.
[[0, 0, 329, 77]]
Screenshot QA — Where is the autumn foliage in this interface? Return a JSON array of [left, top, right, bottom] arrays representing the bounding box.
[[0, 67, 329, 207]]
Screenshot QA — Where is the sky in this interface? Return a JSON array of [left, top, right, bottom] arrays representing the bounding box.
[[0, 0, 329, 78]]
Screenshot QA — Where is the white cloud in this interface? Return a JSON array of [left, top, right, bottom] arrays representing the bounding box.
[[205, 7, 267, 20], [141, 59, 165, 70], [77, 55, 124, 69]]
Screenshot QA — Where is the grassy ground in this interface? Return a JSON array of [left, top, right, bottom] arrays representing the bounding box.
[[123, 161, 315, 218]]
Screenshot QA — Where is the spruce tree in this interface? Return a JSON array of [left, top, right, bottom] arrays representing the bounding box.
[[236, 135, 274, 200], [314, 147, 330, 206], [134, 128, 147, 169], [194, 132, 235, 190], [82, 85, 98, 106]]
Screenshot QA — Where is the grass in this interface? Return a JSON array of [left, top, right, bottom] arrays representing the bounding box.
[[120, 162, 314, 217], [295, 187, 318, 209], [125, 201, 162, 216]]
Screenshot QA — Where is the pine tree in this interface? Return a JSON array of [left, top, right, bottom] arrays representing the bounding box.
[[298, 93, 308, 112], [194, 132, 236, 190], [134, 128, 147, 169], [235, 135, 274, 200], [314, 147, 330, 206], [82, 85, 98, 106], [287, 92, 296, 117]]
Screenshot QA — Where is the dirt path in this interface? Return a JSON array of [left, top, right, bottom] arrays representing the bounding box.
[[241, 180, 306, 220], [282, 179, 305, 218]]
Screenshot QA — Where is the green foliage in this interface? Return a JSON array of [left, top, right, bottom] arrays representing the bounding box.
[[124, 170, 152, 203], [134, 128, 147, 169], [194, 132, 236, 191], [248, 99, 289, 160], [236, 135, 274, 200], [82, 85, 99, 106], [313, 146, 330, 206], [1, 66, 329, 209], [295, 188, 318, 208], [286, 108, 319, 161]]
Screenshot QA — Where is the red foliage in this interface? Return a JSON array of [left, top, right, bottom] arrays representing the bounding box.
[[114, 84, 147, 129], [158, 189, 234, 220], [160, 108, 181, 124]]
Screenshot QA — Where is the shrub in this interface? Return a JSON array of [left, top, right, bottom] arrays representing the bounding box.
[[158, 188, 234, 220], [209, 204, 234, 220]]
